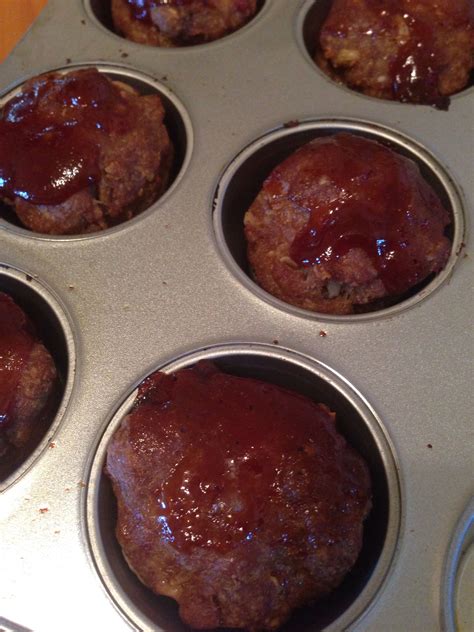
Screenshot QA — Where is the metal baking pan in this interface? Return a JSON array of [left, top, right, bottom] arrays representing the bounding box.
[[0, 1, 472, 631]]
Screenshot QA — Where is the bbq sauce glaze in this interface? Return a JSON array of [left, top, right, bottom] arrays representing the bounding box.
[[324, 0, 474, 108], [122, 361, 370, 554], [364, 0, 450, 108], [0, 69, 134, 206], [0, 293, 35, 429], [386, 9, 448, 109], [262, 133, 450, 295]]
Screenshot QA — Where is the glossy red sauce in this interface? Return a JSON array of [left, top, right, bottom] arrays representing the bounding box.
[[0, 293, 35, 429], [269, 134, 449, 295], [126, 361, 367, 553], [386, 10, 447, 108], [363, 0, 473, 108], [0, 69, 133, 205], [322, 1, 474, 108]]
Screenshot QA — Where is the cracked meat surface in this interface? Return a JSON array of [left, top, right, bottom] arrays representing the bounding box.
[[317, 0, 474, 108], [106, 361, 371, 630], [0, 68, 173, 234], [112, 0, 258, 47], [0, 293, 57, 459], [244, 133, 451, 315]]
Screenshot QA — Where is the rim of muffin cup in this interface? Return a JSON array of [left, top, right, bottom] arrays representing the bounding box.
[[0, 265, 76, 490], [84, 342, 401, 632], [84, 0, 268, 51], [0, 62, 193, 241], [441, 497, 474, 632], [296, 0, 474, 104], [212, 118, 465, 323]]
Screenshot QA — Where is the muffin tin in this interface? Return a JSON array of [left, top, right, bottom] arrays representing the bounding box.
[[0, 1, 472, 631]]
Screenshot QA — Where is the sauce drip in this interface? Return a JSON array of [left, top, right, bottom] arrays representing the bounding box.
[[280, 134, 447, 295], [125, 361, 368, 554], [0, 69, 133, 205], [323, 0, 474, 108], [388, 10, 448, 108], [0, 293, 35, 429], [363, 0, 471, 108]]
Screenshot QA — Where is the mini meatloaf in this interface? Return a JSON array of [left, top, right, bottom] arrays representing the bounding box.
[[0, 68, 173, 234], [317, 0, 474, 108], [0, 293, 57, 459], [112, 0, 258, 47], [106, 361, 371, 630], [244, 133, 452, 315]]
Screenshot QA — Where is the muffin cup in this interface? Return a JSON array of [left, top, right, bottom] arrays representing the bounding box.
[[0, 265, 75, 489], [85, 343, 401, 631], [297, 0, 474, 103], [442, 497, 474, 632], [213, 119, 465, 322], [0, 63, 193, 239], [85, 0, 267, 50], [1, 1, 472, 630]]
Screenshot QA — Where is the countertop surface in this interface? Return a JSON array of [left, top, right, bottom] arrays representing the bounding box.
[[0, 0, 48, 62]]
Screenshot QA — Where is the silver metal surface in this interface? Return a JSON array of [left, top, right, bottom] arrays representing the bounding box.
[[442, 498, 474, 632], [0, 1, 473, 631]]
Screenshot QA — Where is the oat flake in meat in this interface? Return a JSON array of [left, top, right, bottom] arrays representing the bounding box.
[[106, 361, 372, 630], [112, 0, 258, 47], [244, 133, 452, 315], [317, 0, 474, 108], [0, 68, 173, 235]]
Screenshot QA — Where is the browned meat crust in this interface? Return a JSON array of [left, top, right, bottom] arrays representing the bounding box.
[[106, 361, 371, 630], [1, 70, 173, 235], [244, 133, 451, 315], [0, 293, 57, 458], [317, 0, 474, 107], [5, 344, 57, 450], [112, 0, 258, 47]]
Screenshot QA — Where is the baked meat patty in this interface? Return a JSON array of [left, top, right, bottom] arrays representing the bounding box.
[[0, 68, 173, 234], [0, 293, 57, 459], [106, 361, 371, 630], [244, 133, 451, 315], [317, 0, 474, 108], [112, 0, 258, 47]]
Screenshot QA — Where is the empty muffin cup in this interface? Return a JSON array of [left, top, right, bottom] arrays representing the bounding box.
[[85, 343, 401, 631], [213, 119, 464, 321], [0, 265, 75, 489]]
